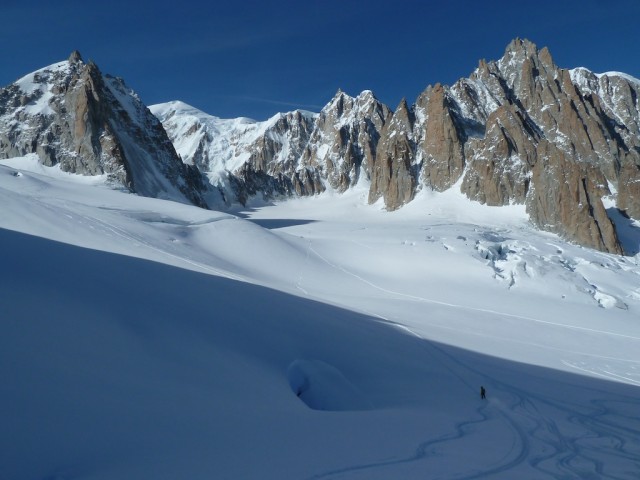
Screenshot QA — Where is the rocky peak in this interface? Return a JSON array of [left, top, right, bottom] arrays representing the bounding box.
[[500, 38, 555, 76], [68, 50, 83, 64], [0, 55, 210, 207], [454, 40, 631, 253], [501, 38, 538, 60], [299, 89, 391, 191], [415, 82, 467, 191], [392, 98, 414, 129], [354, 89, 379, 109], [325, 89, 350, 116], [369, 98, 416, 209]]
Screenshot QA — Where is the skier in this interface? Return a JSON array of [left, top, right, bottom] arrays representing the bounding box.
[[480, 386, 486, 399]]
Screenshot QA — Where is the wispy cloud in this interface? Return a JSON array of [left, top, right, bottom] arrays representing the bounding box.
[[155, 32, 281, 59], [225, 95, 323, 111]]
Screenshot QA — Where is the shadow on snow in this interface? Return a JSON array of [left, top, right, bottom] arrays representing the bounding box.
[[1, 228, 639, 480]]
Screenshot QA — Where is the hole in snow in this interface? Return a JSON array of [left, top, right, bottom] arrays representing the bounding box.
[[287, 359, 373, 411]]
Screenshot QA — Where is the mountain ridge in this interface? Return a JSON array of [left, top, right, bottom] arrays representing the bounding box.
[[154, 38, 640, 254], [1, 40, 639, 254]]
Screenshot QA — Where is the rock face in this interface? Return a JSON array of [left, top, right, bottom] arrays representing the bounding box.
[[369, 98, 416, 209], [449, 39, 639, 254], [299, 90, 391, 192], [527, 140, 622, 254], [153, 90, 391, 204], [416, 84, 467, 192], [0, 52, 210, 207]]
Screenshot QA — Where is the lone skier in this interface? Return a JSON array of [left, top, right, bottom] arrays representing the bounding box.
[[480, 386, 486, 399]]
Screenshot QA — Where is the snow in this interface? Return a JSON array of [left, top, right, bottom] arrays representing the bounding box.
[[598, 71, 640, 87], [150, 101, 317, 181], [1, 160, 640, 479], [151, 101, 254, 173], [13, 60, 69, 116], [104, 76, 145, 129], [0, 153, 109, 184], [570, 67, 640, 94], [14, 60, 69, 94]]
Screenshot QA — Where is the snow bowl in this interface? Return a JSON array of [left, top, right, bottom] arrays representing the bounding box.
[[287, 359, 373, 411]]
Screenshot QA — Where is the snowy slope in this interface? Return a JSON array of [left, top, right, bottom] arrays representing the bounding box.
[[150, 101, 317, 186], [150, 101, 262, 174], [1, 159, 640, 479]]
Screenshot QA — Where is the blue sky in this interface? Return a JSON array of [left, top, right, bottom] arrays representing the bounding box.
[[2, 0, 639, 120]]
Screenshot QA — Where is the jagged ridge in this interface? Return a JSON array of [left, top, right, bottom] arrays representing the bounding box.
[[1, 42, 638, 254], [154, 39, 640, 254]]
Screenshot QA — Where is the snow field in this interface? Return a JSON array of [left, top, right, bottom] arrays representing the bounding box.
[[1, 160, 640, 478]]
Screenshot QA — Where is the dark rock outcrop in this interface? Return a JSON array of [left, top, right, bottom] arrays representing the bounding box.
[[527, 140, 622, 254], [369, 99, 416, 209], [416, 84, 467, 192]]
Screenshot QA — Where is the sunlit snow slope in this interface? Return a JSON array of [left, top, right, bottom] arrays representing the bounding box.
[[1, 158, 640, 479]]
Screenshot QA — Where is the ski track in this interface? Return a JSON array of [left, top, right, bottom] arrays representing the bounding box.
[[563, 360, 640, 387], [304, 244, 640, 479], [309, 330, 640, 479], [414, 335, 640, 479], [19, 191, 640, 479], [294, 237, 312, 295], [400, 319, 640, 366], [307, 244, 640, 340]]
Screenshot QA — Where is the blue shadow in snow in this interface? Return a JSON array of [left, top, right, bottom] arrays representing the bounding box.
[[1, 227, 639, 479], [607, 207, 640, 256]]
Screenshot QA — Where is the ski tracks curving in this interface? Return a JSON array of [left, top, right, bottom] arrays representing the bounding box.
[[305, 249, 640, 479]]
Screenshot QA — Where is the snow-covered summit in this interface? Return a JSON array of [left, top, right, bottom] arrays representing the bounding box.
[[151, 100, 317, 197], [12, 60, 71, 116]]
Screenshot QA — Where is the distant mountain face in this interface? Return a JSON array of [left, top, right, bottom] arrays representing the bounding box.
[[150, 89, 393, 204], [149, 101, 319, 205], [154, 39, 640, 254], [0, 51, 210, 207]]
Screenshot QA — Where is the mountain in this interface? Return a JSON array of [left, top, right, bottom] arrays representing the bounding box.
[[297, 89, 391, 192], [0, 51, 211, 207], [150, 89, 392, 204], [150, 101, 319, 204], [1, 42, 637, 254], [154, 39, 640, 254]]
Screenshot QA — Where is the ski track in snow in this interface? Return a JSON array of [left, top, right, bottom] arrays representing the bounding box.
[[3, 166, 640, 479], [307, 243, 640, 341], [562, 360, 640, 387], [303, 242, 640, 479], [309, 327, 640, 479], [294, 237, 312, 295]]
